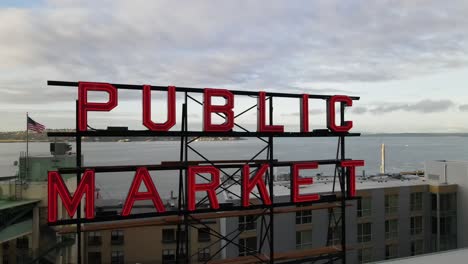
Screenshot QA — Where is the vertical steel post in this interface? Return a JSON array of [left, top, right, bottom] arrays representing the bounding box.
[[340, 101, 347, 264], [184, 92, 190, 264], [436, 193, 440, 251], [75, 100, 82, 264], [268, 96, 274, 264], [176, 101, 187, 262]]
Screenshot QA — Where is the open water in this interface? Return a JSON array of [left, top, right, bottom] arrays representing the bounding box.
[[1, 136, 468, 199]]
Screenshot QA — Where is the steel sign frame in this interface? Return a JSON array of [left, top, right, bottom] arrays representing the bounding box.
[[47, 80, 363, 264]]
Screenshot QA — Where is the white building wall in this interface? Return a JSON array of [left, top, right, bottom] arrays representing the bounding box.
[[425, 160, 468, 248]]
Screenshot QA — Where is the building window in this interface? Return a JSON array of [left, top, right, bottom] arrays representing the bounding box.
[[88, 231, 102, 246], [296, 230, 313, 249], [410, 192, 423, 211], [330, 225, 342, 246], [411, 216, 423, 235], [162, 228, 187, 244], [440, 193, 456, 212], [438, 193, 458, 250], [357, 197, 372, 218], [239, 215, 256, 231], [239, 237, 257, 256], [111, 230, 124, 245], [357, 223, 372, 243], [88, 252, 102, 264], [2, 241, 9, 250], [440, 216, 456, 236], [162, 249, 176, 264], [440, 215, 457, 250], [385, 219, 398, 239], [111, 251, 124, 264], [431, 216, 437, 235], [162, 229, 176, 243], [358, 247, 372, 263], [198, 248, 211, 261], [385, 194, 398, 214], [385, 244, 398, 259], [16, 237, 29, 249], [411, 239, 424, 256], [198, 228, 211, 242], [296, 208, 312, 224], [431, 193, 437, 211]]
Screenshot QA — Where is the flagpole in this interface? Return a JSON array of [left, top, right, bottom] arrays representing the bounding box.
[[26, 112, 29, 180]]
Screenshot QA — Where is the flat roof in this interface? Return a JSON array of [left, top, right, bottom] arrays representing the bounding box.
[[0, 199, 40, 211], [375, 248, 468, 263], [0, 219, 32, 243], [223, 175, 429, 201]]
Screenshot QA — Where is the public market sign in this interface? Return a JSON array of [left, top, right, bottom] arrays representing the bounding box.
[[47, 81, 364, 224]]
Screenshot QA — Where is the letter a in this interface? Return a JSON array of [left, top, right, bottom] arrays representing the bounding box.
[[122, 167, 165, 216]]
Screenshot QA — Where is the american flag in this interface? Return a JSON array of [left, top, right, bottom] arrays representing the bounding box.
[[27, 116, 46, 133]]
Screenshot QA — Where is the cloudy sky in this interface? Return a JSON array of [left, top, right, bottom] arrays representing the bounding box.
[[1, 0, 468, 133]]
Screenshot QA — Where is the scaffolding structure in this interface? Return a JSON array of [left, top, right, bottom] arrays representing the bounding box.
[[47, 80, 361, 263]]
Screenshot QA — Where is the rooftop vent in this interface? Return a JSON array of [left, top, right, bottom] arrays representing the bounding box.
[[50, 142, 72, 155]]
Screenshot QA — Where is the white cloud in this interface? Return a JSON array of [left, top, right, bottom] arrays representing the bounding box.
[[369, 99, 456, 114], [1, 0, 468, 131]]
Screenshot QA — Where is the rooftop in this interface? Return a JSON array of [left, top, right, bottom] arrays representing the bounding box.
[[223, 174, 429, 201], [376, 247, 468, 263], [0, 199, 40, 211]]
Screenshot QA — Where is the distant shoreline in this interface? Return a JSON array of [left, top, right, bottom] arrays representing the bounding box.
[[0, 130, 246, 142], [0, 140, 50, 143], [361, 133, 468, 137], [2, 131, 468, 143], [0, 138, 246, 143]]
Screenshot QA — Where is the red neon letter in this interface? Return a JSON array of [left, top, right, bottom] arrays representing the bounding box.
[[257, 91, 284, 132], [48, 170, 95, 223], [78, 82, 118, 131], [143, 85, 176, 131], [327, 95, 353, 132], [121, 167, 165, 216], [203, 88, 234, 132], [187, 166, 220, 211], [340, 160, 365, 197], [300, 94, 309, 133], [291, 163, 320, 203], [241, 164, 272, 207]]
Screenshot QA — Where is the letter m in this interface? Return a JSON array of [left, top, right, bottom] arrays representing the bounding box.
[[48, 170, 95, 223]]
